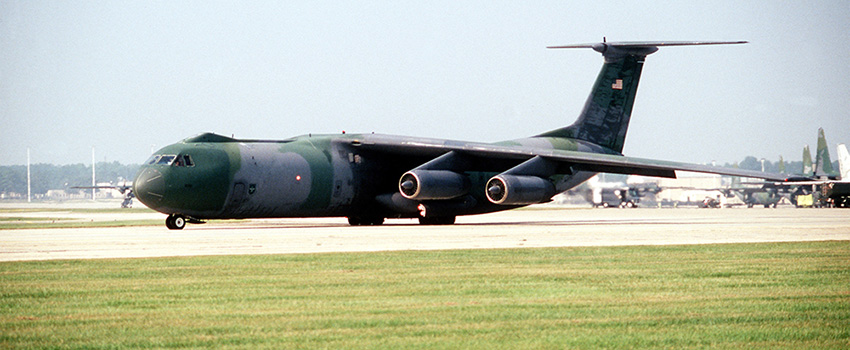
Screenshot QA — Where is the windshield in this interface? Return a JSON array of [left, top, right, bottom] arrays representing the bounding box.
[[155, 155, 177, 165], [145, 155, 161, 165], [146, 154, 193, 166]]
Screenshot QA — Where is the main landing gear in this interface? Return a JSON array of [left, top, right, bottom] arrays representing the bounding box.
[[346, 216, 456, 225], [347, 216, 385, 226], [418, 216, 456, 225]]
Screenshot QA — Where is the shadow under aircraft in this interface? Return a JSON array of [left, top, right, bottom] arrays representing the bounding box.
[[133, 40, 786, 229]]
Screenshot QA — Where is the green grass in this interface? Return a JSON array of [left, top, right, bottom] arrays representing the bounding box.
[[0, 208, 160, 229], [0, 208, 156, 214], [0, 217, 161, 229], [1, 242, 848, 349]]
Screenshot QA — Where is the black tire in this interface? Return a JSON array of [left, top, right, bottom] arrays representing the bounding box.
[[166, 214, 186, 230], [348, 216, 384, 226], [418, 216, 456, 225], [347, 217, 362, 226]]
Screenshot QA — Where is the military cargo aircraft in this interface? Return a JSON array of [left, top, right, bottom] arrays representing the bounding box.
[[732, 128, 837, 208], [782, 142, 850, 207], [133, 40, 787, 229], [571, 175, 661, 208]]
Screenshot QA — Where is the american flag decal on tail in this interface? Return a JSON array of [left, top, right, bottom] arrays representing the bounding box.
[[612, 79, 623, 90]]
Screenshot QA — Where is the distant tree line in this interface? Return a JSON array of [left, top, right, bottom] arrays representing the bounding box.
[[0, 162, 139, 197]]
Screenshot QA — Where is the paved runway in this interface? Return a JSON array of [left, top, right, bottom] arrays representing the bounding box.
[[1, 206, 848, 261]]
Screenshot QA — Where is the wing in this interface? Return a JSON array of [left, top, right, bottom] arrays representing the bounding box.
[[71, 185, 133, 193], [766, 180, 843, 186], [349, 134, 787, 181]]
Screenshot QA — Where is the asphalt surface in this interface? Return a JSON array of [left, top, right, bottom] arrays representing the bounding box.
[[1, 205, 848, 261]]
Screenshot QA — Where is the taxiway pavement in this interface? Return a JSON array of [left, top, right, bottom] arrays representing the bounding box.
[[1, 207, 848, 261]]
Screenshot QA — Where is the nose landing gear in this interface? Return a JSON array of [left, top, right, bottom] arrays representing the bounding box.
[[165, 214, 186, 230], [164, 214, 205, 230]]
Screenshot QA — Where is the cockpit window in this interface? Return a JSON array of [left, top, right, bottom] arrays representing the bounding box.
[[173, 154, 194, 167], [156, 155, 177, 165], [145, 155, 161, 165], [146, 154, 193, 166]]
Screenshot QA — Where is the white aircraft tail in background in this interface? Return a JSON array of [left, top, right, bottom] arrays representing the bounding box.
[[837, 143, 849, 181]]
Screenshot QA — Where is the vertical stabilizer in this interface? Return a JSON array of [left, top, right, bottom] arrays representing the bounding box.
[[802, 145, 813, 176], [538, 41, 746, 154], [537, 53, 645, 153], [815, 128, 835, 176], [837, 143, 849, 181]]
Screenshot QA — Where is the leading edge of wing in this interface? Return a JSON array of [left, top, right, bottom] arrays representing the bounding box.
[[352, 134, 787, 181]]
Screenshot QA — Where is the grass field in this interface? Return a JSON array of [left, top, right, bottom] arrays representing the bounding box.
[[0, 218, 162, 230], [0, 208, 156, 214], [0, 208, 161, 229], [2, 241, 848, 349]]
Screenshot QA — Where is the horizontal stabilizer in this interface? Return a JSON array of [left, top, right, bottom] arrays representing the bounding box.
[[548, 40, 748, 49], [548, 40, 747, 58]]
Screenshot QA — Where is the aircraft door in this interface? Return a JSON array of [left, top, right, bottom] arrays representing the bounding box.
[[229, 183, 247, 208]]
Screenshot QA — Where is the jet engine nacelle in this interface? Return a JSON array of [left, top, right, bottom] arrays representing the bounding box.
[[399, 170, 470, 200], [486, 175, 556, 205]]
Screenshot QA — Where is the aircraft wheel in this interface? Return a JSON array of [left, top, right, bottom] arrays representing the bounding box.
[[418, 216, 456, 225], [166, 214, 186, 230], [348, 216, 385, 226]]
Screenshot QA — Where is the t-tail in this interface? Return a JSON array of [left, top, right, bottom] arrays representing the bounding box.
[[538, 40, 747, 154], [814, 127, 835, 177], [802, 145, 813, 176]]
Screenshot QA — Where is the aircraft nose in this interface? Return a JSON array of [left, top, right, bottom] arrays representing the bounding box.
[[134, 167, 166, 209]]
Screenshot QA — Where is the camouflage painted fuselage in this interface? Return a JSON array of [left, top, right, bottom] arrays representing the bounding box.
[[133, 133, 598, 220]]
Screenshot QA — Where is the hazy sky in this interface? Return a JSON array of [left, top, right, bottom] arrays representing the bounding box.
[[2, 1, 848, 166]]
